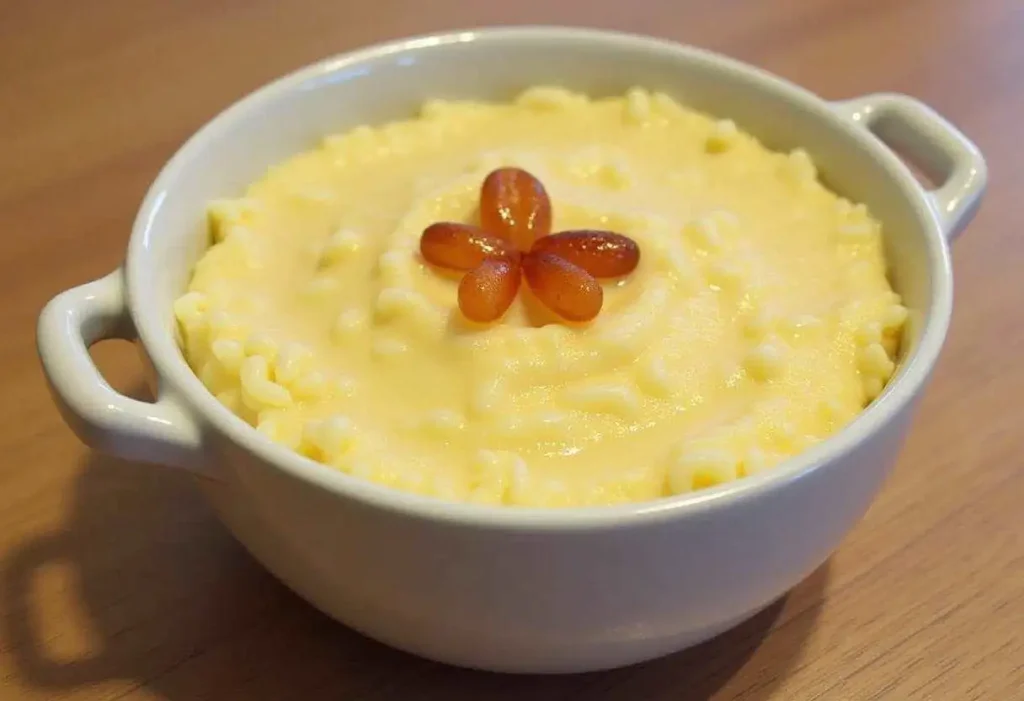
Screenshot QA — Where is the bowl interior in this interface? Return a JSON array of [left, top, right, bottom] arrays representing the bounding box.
[[129, 28, 946, 502]]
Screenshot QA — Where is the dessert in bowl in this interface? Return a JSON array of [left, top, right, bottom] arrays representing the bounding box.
[[175, 87, 907, 507], [38, 28, 985, 672]]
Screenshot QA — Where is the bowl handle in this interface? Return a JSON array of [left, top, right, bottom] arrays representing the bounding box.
[[831, 93, 987, 243], [37, 269, 213, 476]]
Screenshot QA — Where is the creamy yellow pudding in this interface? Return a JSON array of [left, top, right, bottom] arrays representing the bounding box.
[[174, 87, 907, 507]]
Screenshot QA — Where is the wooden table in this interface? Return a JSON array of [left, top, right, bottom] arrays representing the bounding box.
[[2, 1, 1021, 698]]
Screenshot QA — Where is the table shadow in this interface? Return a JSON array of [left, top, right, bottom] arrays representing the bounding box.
[[3, 443, 828, 700]]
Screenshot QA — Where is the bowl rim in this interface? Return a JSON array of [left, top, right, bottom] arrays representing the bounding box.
[[128, 25, 953, 531]]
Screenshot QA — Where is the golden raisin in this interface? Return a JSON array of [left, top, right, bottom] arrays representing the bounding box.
[[531, 230, 641, 278], [480, 168, 552, 251], [421, 222, 515, 271], [522, 252, 603, 322], [458, 257, 522, 323]]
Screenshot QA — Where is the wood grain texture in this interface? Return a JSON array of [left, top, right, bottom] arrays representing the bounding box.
[[1, 0, 1022, 698]]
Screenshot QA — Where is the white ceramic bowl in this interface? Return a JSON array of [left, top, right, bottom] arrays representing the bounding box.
[[37, 27, 985, 673]]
